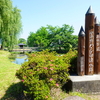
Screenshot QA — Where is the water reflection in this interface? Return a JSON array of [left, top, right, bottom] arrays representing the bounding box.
[[12, 54, 28, 65]]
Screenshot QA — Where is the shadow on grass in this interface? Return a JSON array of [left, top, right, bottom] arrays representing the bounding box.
[[1, 82, 28, 100], [1, 80, 72, 100]]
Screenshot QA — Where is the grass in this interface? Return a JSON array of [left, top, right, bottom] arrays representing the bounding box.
[[50, 88, 99, 100], [68, 92, 99, 100], [0, 50, 99, 100], [0, 50, 21, 99]]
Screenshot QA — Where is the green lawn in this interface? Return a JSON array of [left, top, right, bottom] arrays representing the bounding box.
[[0, 50, 21, 99]]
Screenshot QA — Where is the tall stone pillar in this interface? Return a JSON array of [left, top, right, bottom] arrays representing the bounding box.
[[85, 6, 95, 75], [77, 26, 85, 76], [94, 17, 100, 74]]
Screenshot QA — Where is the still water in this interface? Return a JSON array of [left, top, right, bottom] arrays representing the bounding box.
[[12, 54, 28, 65]]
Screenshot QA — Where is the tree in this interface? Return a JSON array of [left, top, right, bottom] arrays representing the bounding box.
[[27, 24, 78, 52], [35, 27, 49, 47], [27, 32, 38, 47], [27, 27, 49, 47], [0, 0, 22, 50], [18, 38, 26, 44], [47, 24, 77, 52]]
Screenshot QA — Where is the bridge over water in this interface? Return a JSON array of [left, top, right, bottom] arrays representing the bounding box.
[[12, 47, 40, 53]]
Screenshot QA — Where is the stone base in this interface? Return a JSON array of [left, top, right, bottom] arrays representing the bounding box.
[[63, 74, 100, 93]]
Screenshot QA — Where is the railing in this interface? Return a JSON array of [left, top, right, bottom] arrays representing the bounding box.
[[12, 47, 40, 52]]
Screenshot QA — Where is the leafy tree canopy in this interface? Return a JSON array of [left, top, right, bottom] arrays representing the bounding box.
[[27, 24, 78, 53], [0, 0, 22, 50], [18, 38, 26, 45]]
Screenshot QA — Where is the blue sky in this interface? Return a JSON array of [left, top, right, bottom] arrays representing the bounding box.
[[12, 0, 100, 40]]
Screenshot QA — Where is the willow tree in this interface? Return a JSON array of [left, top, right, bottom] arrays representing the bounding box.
[[0, 0, 22, 50]]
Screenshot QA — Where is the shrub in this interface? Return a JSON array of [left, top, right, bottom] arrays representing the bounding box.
[[16, 50, 77, 100], [65, 50, 78, 74]]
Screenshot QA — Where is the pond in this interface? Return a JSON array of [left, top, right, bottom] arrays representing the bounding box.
[[12, 54, 28, 65]]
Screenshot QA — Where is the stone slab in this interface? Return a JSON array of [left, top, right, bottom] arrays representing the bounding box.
[[69, 74, 100, 82], [63, 75, 100, 93]]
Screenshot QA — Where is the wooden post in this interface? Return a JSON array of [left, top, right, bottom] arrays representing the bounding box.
[[94, 17, 100, 74], [85, 6, 95, 75], [77, 26, 85, 76]]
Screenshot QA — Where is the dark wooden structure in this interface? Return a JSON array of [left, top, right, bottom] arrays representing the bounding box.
[[77, 6, 100, 75], [94, 17, 100, 74], [85, 6, 95, 75], [77, 26, 85, 75]]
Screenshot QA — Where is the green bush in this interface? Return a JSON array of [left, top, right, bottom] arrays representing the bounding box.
[[67, 50, 78, 74], [16, 50, 77, 100]]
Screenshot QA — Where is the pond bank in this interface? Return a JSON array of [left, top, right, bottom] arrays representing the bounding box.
[[12, 54, 28, 65]]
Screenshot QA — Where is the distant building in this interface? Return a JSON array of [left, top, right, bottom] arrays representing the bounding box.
[[18, 43, 26, 49]]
